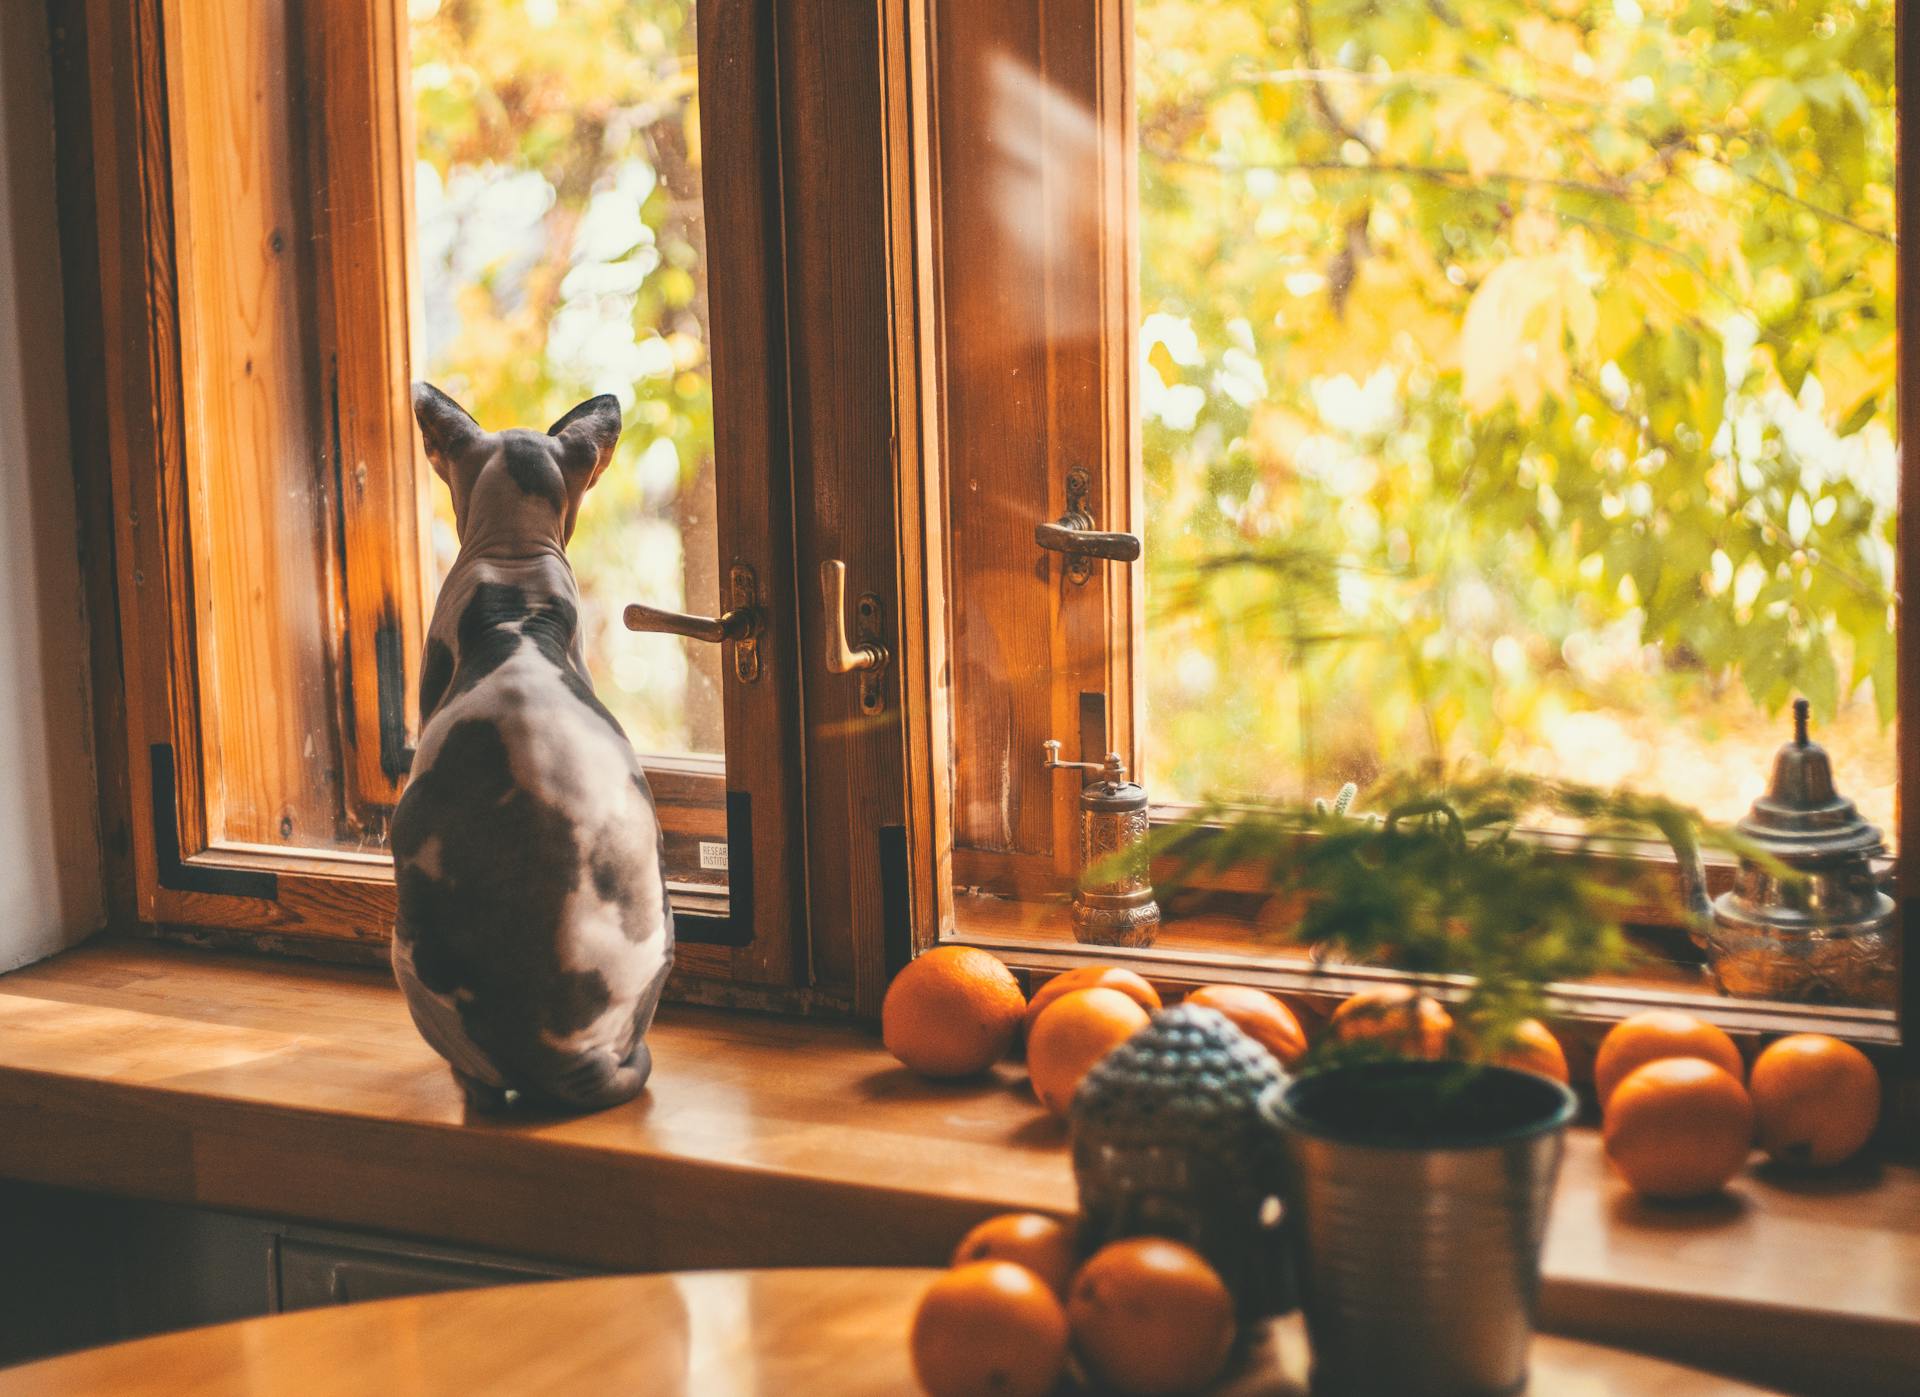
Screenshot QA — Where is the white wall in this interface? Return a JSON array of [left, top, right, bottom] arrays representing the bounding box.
[[0, 0, 105, 970]]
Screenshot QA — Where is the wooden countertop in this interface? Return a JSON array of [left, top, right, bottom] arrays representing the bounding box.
[[0, 942, 1916, 1394], [0, 1268, 1778, 1396]]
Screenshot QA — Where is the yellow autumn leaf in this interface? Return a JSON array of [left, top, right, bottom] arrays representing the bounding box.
[[1814, 331, 1897, 426], [1513, 16, 1592, 75], [1247, 403, 1315, 476], [1457, 112, 1508, 179], [1639, 261, 1707, 329], [1593, 283, 1642, 362], [1865, 247, 1897, 301], [1510, 209, 1562, 258], [1354, 258, 1461, 371], [1205, 89, 1266, 149], [1460, 254, 1596, 419], [1148, 341, 1182, 388]]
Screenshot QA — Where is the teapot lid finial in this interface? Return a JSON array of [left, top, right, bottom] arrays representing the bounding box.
[[1765, 700, 1835, 809], [1736, 698, 1882, 859]]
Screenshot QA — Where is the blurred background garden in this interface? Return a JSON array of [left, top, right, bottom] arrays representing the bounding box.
[[410, 0, 1898, 838], [1137, 0, 1896, 836], [411, 0, 719, 760]]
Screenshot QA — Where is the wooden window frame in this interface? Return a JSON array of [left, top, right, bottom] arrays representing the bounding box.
[[881, 0, 1920, 1065], [51, 0, 920, 1013], [53, 0, 1915, 1060]]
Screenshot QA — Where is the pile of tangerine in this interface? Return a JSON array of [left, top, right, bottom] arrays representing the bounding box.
[[915, 1215, 1236, 1397], [881, 948, 1883, 1197]]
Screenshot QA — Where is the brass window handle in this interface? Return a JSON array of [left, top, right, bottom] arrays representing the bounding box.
[[820, 560, 887, 673], [1042, 739, 1128, 781], [1033, 521, 1143, 563], [1035, 467, 1141, 581], [820, 559, 889, 716], [623, 562, 763, 683], [621, 603, 755, 645]]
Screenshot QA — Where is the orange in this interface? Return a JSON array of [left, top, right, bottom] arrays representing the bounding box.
[[1329, 986, 1453, 1059], [1025, 987, 1151, 1116], [1066, 1238, 1236, 1396], [1603, 1057, 1754, 1200], [1184, 985, 1309, 1067], [1024, 966, 1161, 1036], [950, 1213, 1076, 1296], [883, 946, 1027, 1080], [1749, 1034, 1881, 1168], [1593, 1010, 1744, 1108], [910, 1260, 1069, 1397], [1489, 1018, 1569, 1083]]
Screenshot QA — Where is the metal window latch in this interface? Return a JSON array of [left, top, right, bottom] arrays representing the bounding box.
[[1034, 466, 1142, 584], [624, 561, 763, 683], [821, 559, 889, 715]]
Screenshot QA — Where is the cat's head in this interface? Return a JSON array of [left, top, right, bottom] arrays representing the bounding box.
[[412, 383, 622, 554]]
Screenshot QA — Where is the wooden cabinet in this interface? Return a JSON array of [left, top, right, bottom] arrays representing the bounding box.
[[272, 1232, 579, 1312], [0, 1183, 585, 1368]]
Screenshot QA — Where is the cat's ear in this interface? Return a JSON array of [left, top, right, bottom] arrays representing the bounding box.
[[412, 383, 486, 482], [548, 394, 622, 490]]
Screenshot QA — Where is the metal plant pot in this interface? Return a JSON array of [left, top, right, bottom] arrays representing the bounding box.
[[1261, 1061, 1578, 1397]]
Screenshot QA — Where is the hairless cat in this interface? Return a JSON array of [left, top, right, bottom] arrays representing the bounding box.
[[392, 383, 673, 1112]]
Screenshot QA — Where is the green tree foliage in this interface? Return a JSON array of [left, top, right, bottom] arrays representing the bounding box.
[[412, 0, 719, 756], [410, 1, 1898, 825], [1138, 0, 1897, 815]]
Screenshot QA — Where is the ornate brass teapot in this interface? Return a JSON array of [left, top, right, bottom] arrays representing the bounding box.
[[1676, 700, 1897, 1007]]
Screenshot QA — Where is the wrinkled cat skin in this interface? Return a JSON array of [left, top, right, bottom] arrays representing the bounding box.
[[391, 383, 672, 1112]]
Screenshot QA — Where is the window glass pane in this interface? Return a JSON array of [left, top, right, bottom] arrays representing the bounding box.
[[1137, 0, 1897, 842], [411, 0, 721, 760]]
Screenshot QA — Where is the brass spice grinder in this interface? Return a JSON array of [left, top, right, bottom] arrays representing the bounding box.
[[1043, 741, 1162, 948]]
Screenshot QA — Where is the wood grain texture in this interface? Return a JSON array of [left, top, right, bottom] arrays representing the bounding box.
[[47, 0, 139, 934], [0, 943, 1914, 1392], [880, 0, 956, 956], [696, 0, 809, 987], [931, 0, 1138, 869], [162, 0, 342, 850], [76, 0, 196, 917], [0, 1268, 1779, 1397], [0, 943, 1074, 1274], [775, 0, 909, 1013], [301, 0, 433, 830]]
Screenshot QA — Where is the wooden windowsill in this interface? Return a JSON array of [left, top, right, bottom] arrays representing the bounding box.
[[0, 942, 1915, 1393]]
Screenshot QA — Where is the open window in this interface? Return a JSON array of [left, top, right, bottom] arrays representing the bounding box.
[[62, 0, 1919, 1050], [75, 0, 808, 988], [906, 0, 1913, 1049]]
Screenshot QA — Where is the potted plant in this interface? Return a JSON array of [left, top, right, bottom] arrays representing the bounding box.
[[1144, 768, 1741, 1397]]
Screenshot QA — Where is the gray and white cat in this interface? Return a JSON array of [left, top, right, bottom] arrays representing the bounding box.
[[391, 383, 673, 1113]]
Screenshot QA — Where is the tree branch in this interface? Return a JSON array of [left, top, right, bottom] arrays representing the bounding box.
[[1293, 0, 1376, 156], [1142, 140, 1818, 352], [1142, 144, 1639, 203], [1704, 154, 1896, 247], [1230, 67, 1896, 245]]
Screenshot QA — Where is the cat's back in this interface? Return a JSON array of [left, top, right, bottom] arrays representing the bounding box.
[[391, 577, 671, 1074]]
